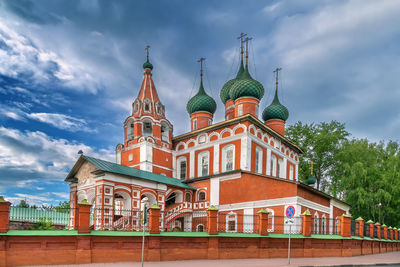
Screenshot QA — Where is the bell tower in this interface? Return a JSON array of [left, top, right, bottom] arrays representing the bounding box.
[[116, 46, 174, 176]]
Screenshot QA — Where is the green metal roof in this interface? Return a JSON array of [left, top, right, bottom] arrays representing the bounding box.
[[262, 89, 289, 122], [186, 79, 217, 115], [82, 156, 195, 190], [142, 59, 153, 70], [229, 65, 264, 101]]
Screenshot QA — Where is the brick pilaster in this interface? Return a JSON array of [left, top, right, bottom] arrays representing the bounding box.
[[375, 223, 381, 239], [149, 204, 161, 234], [257, 208, 269, 236], [383, 225, 388, 239], [207, 206, 218, 235], [77, 200, 92, 233], [301, 211, 311, 237], [0, 197, 11, 233], [355, 217, 364, 238], [340, 214, 351, 237]]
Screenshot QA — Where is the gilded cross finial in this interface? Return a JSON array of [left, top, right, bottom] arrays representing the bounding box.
[[145, 45, 150, 61], [198, 57, 206, 79], [273, 67, 282, 92], [237, 33, 247, 59], [311, 161, 314, 175], [244, 37, 252, 65]]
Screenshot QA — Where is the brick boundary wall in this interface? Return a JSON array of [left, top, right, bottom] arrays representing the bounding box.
[[0, 234, 399, 266]]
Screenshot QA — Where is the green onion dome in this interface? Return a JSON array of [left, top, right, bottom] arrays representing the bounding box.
[[307, 174, 316, 186], [229, 65, 264, 101], [186, 80, 217, 115], [262, 90, 289, 122], [220, 61, 245, 104], [143, 60, 153, 70]]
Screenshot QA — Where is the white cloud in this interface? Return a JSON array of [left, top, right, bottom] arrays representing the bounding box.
[[27, 112, 96, 133], [0, 21, 100, 93], [0, 126, 114, 191]]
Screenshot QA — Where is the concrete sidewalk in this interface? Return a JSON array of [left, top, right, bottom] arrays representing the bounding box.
[[27, 251, 400, 267]]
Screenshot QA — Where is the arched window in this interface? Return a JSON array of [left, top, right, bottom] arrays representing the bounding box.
[[197, 224, 204, 232], [255, 147, 262, 174], [289, 165, 294, 180], [314, 213, 319, 234], [226, 212, 237, 232], [278, 159, 283, 178], [165, 193, 176, 208], [185, 193, 191, 202], [143, 99, 151, 112], [270, 155, 276, 176], [177, 157, 187, 180], [198, 151, 209, 177], [161, 123, 169, 141], [222, 145, 235, 172], [127, 122, 134, 140], [199, 191, 206, 201], [143, 120, 152, 136], [321, 216, 327, 234], [133, 100, 140, 113]]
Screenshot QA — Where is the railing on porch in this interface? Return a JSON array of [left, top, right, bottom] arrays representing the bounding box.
[[161, 210, 207, 232]]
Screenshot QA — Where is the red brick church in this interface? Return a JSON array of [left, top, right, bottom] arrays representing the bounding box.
[[65, 35, 350, 234]]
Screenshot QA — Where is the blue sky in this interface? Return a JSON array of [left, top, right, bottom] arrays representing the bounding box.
[[0, 0, 399, 206]]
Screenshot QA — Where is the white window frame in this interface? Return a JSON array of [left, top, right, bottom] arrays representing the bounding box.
[[271, 155, 276, 176], [267, 208, 275, 232], [222, 144, 235, 172], [255, 147, 263, 174], [198, 191, 206, 201], [238, 104, 243, 116], [161, 123, 169, 142], [193, 119, 197, 130], [177, 157, 187, 180], [226, 212, 237, 233], [314, 213, 319, 234], [321, 215, 327, 234], [289, 165, 294, 180], [143, 98, 151, 112], [197, 224, 205, 232], [127, 121, 134, 140], [278, 159, 283, 178], [142, 119, 152, 136], [128, 153, 133, 162], [197, 151, 210, 177]]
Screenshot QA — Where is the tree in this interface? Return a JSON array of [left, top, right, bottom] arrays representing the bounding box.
[[54, 201, 70, 212], [16, 199, 29, 208], [286, 121, 350, 192], [334, 139, 400, 226]]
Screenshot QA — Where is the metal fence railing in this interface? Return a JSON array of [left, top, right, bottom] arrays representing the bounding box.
[[161, 211, 208, 232], [9, 206, 71, 226]]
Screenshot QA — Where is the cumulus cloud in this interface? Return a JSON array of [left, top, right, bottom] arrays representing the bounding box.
[[0, 21, 100, 93], [0, 126, 114, 192]]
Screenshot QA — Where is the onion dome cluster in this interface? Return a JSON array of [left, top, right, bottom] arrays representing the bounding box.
[[220, 61, 264, 104], [262, 90, 289, 122], [229, 65, 264, 101], [186, 80, 217, 115]]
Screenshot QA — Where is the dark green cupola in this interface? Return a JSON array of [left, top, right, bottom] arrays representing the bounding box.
[[229, 37, 264, 102], [262, 68, 289, 122], [186, 58, 217, 115], [220, 58, 244, 104], [143, 45, 153, 70], [307, 162, 316, 187]]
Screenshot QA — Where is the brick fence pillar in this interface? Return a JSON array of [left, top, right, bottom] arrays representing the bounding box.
[[77, 200, 92, 233], [375, 223, 381, 239], [257, 208, 269, 235], [388, 227, 393, 240], [356, 217, 364, 238], [301, 211, 311, 237], [367, 220, 374, 238], [383, 225, 388, 239], [394, 228, 398, 240], [149, 204, 161, 234], [340, 214, 351, 237], [207, 206, 218, 235], [0, 197, 11, 233]]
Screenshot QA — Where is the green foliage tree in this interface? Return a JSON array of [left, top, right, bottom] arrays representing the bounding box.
[[334, 139, 400, 226], [16, 199, 29, 208], [54, 201, 70, 212], [286, 121, 350, 191]]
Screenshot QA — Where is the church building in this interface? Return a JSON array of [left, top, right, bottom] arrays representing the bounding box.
[[65, 35, 350, 234]]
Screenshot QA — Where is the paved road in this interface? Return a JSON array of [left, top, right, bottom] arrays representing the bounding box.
[[26, 251, 400, 267]]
